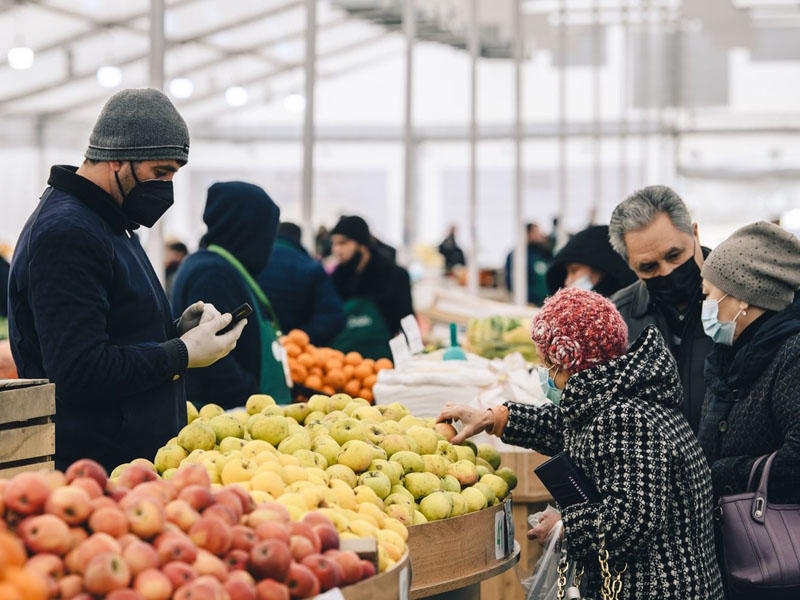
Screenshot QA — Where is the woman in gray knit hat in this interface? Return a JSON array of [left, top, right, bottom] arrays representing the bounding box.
[[698, 220, 800, 588]]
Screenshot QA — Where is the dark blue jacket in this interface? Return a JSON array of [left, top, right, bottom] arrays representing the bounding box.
[[171, 182, 280, 410], [9, 166, 188, 472], [257, 236, 346, 346]]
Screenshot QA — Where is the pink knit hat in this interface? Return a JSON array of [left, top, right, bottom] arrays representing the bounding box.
[[531, 288, 628, 373]]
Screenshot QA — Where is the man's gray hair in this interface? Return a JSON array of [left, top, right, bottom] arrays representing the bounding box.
[[609, 185, 693, 261]]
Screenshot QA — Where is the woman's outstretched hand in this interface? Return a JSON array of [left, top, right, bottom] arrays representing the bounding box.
[[437, 403, 493, 444]]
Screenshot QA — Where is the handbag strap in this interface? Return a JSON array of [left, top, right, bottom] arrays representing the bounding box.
[[749, 451, 779, 524]]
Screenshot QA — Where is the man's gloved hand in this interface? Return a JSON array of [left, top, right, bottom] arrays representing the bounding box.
[[181, 313, 246, 368], [177, 301, 222, 334]]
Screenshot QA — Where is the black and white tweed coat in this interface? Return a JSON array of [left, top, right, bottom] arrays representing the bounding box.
[[502, 326, 724, 600]]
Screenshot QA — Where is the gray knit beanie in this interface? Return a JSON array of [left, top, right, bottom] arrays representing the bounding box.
[[701, 221, 800, 312], [85, 88, 190, 165]]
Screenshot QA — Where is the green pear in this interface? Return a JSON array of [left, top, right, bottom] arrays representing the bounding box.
[[419, 491, 453, 521], [389, 484, 415, 502], [307, 394, 330, 414], [209, 414, 244, 443], [453, 444, 477, 463], [440, 474, 461, 493], [293, 449, 327, 469], [379, 433, 415, 457], [405, 426, 439, 455], [311, 436, 341, 467], [154, 444, 188, 474], [477, 444, 501, 470], [473, 481, 497, 505], [249, 414, 290, 447], [352, 405, 383, 422], [358, 471, 392, 499], [447, 459, 480, 487], [480, 473, 510, 500], [343, 398, 371, 416], [496, 466, 518, 492], [218, 436, 247, 454], [403, 472, 442, 500], [277, 430, 312, 454], [447, 491, 468, 517], [283, 402, 311, 424], [369, 459, 403, 485], [337, 439, 374, 473], [329, 418, 367, 446], [421, 454, 451, 477], [186, 401, 199, 423], [246, 394, 276, 415], [413, 509, 428, 525], [390, 451, 425, 474], [326, 464, 358, 488], [198, 403, 225, 420], [177, 421, 217, 452], [461, 486, 488, 512], [436, 440, 459, 463]]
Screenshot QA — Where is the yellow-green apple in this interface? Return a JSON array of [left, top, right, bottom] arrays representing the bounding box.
[[405, 426, 439, 455], [301, 553, 343, 592], [337, 440, 374, 473], [461, 486, 488, 512], [254, 578, 290, 600], [125, 496, 166, 539], [479, 473, 509, 499], [18, 513, 72, 555], [306, 394, 329, 413], [389, 450, 424, 474], [161, 560, 198, 590], [448, 459, 479, 487], [325, 464, 358, 488], [380, 402, 411, 422], [88, 506, 130, 538], [477, 444, 501, 470], [403, 472, 442, 500], [286, 562, 320, 599], [4, 471, 51, 515], [83, 552, 131, 595], [292, 449, 327, 470], [177, 421, 217, 452], [45, 485, 92, 525], [246, 394, 276, 415], [248, 539, 292, 581], [380, 420, 402, 435], [419, 491, 453, 521], [133, 567, 172, 600], [343, 397, 371, 415], [121, 538, 160, 576], [357, 471, 391, 499]]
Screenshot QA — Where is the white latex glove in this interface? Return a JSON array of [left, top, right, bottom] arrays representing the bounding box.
[[181, 313, 246, 368]]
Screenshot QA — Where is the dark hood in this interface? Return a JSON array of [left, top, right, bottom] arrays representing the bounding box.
[[546, 225, 637, 297], [560, 326, 683, 428], [200, 181, 280, 275]]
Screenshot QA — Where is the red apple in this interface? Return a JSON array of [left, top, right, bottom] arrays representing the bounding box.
[[252, 502, 290, 523], [18, 513, 72, 555], [227, 485, 255, 515], [254, 578, 290, 600], [165, 498, 201, 532], [117, 532, 139, 549], [230, 524, 258, 552], [161, 561, 198, 590], [156, 531, 198, 565], [83, 551, 131, 595], [288, 522, 321, 553], [171, 464, 211, 491], [57, 572, 84, 599], [105, 479, 131, 502], [325, 549, 362, 585], [300, 512, 333, 529], [359, 558, 376, 580], [3, 471, 51, 514], [134, 480, 177, 505], [311, 524, 339, 552], [116, 464, 159, 490], [65, 458, 108, 489], [225, 573, 257, 600], [133, 567, 173, 600], [285, 562, 319, 599], [225, 548, 249, 571], [122, 539, 160, 576], [44, 484, 92, 525], [25, 552, 65, 580], [88, 506, 130, 537], [300, 553, 342, 592], [248, 539, 291, 581], [202, 503, 238, 526], [289, 535, 315, 562], [125, 495, 166, 539], [433, 421, 458, 441], [67, 532, 122, 574], [189, 515, 232, 556], [177, 485, 215, 512], [193, 548, 229, 582], [67, 526, 88, 551], [70, 476, 104, 500], [106, 589, 145, 600], [90, 495, 118, 511], [213, 489, 244, 521], [174, 576, 225, 600], [254, 520, 291, 545]]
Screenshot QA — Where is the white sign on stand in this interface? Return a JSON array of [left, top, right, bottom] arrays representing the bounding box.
[[400, 314, 424, 355], [389, 334, 412, 368]]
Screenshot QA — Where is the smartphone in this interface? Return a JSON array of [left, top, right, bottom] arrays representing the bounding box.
[[216, 302, 253, 335]]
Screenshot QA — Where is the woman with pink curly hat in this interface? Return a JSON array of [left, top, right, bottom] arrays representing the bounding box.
[[438, 288, 722, 600]]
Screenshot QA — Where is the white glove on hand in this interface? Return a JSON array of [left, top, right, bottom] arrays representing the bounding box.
[[181, 313, 245, 368]]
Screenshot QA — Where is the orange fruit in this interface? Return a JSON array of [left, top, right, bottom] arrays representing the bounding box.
[[321, 385, 336, 396], [324, 358, 343, 373], [0, 581, 23, 600], [290, 365, 308, 384], [344, 352, 363, 366], [375, 358, 393, 371], [286, 329, 310, 348], [309, 366, 323, 377], [330, 350, 345, 363], [343, 380, 361, 396], [0, 533, 26, 568], [297, 353, 315, 369], [353, 362, 372, 380], [284, 342, 302, 358], [362, 374, 377, 389], [343, 364, 355, 379], [305, 374, 323, 391], [358, 388, 374, 403], [324, 369, 346, 390], [3, 566, 48, 600]]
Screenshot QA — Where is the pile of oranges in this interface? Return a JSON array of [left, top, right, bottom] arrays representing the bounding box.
[[281, 329, 393, 403], [0, 531, 48, 600]]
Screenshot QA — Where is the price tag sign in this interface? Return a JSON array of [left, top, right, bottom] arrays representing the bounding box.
[[316, 589, 345, 600], [504, 499, 515, 556], [399, 566, 410, 600], [389, 334, 412, 368], [494, 510, 506, 560], [400, 314, 425, 355]]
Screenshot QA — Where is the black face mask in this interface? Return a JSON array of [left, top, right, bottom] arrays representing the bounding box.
[[116, 162, 174, 228], [644, 251, 702, 306]]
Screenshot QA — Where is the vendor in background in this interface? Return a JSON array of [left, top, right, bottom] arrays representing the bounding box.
[[546, 224, 637, 297], [171, 181, 291, 408], [8, 88, 243, 472], [505, 223, 552, 306], [164, 239, 188, 300], [438, 288, 723, 600], [609, 185, 713, 433], [329, 215, 414, 360], [258, 222, 346, 347], [698, 221, 800, 505], [437, 225, 466, 274], [0, 253, 9, 317]]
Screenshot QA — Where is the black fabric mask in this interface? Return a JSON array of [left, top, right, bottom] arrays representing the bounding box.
[[116, 163, 174, 228], [644, 251, 702, 306]]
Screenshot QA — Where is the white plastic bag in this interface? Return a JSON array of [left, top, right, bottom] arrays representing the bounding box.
[[520, 507, 567, 600]]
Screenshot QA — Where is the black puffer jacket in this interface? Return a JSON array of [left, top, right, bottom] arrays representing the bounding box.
[[502, 327, 723, 600], [699, 294, 800, 503]]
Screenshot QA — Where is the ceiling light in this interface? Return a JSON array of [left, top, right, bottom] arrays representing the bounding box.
[[283, 93, 306, 113], [7, 46, 34, 70], [96, 65, 122, 88], [169, 77, 194, 99], [225, 86, 248, 107]]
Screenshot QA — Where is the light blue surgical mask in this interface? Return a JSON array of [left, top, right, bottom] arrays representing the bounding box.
[[537, 366, 563, 404], [568, 275, 594, 291], [701, 294, 743, 346]]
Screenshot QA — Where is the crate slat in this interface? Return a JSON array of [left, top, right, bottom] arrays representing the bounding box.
[[0, 461, 54, 479], [0, 383, 55, 425], [0, 423, 55, 463]]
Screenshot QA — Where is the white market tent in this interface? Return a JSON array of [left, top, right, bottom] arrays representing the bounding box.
[[1, 0, 800, 302]]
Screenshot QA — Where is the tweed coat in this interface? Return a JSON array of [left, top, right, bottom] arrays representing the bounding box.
[[502, 326, 723, 600]]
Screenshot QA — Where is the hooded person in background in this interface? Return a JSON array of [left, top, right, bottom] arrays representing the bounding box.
[[171, 181, 291, 409], [330, 215, 414, 359], [8, 88, 244, 472], [546, 224, 637, 297], [505, 223, 552, 306]]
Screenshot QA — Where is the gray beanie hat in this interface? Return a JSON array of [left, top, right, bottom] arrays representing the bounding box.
[[701, 221, 800, 312], [85, 88, 189, 165]]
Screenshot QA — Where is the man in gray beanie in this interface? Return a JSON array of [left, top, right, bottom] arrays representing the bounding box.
[[698, 221, 800, 535], [8, 88, 246, 473]]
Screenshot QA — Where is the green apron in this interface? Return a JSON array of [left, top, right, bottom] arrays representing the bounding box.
[[331, 297, 392, 360], [207, 244, 292, 405]]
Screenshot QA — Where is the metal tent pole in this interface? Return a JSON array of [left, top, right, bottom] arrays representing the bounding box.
[[402, 0, 416, 251], [301, 0, 317, 251], [512, 0, 526, 306], [468, 0, 479, 296]]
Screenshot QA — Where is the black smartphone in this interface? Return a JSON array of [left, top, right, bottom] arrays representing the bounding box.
[[217, 302, 253, 335]]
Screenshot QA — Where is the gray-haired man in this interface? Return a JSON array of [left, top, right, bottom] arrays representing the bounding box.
[[609, 185, 714, 432]]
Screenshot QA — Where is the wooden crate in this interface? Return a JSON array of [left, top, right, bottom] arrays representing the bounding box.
[[406, 498, 519, 599], [0, 379, 56, 477], [341, 549, 410, 600]]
